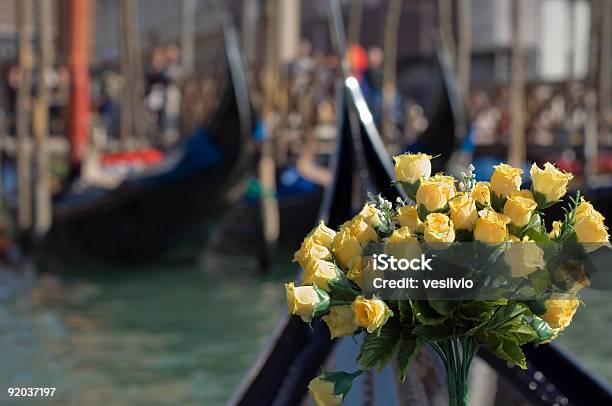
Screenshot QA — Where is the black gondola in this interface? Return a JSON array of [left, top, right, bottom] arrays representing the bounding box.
[[46, 25, 254, 261], [231, 55, 612, 406], [406, 40, 470, 174]]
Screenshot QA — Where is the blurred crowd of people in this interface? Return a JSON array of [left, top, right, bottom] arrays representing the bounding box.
[[93, 43, 184, 146], [0, 37, 608, 174]]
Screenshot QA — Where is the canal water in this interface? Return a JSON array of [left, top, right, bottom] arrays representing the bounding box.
[[0, 251, 293, 405], [0, 253, 610, 405]]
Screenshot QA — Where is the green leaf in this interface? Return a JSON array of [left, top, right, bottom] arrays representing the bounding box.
[[417, 203, 449, 222], [320, 370, 363, 397], [396, 334, 422, 382], [524, 228, 551, 244], [413, 300, 447, 325], [357, 317, 402, 371], [399, 180, 420, 202], [530, 316, 557, 343], [312, 284, 331, 318], [413, 320, 456, 341], [490, 191, 507, 213], [532, 189, 562, 210], [508, 213, 543, 239], [479, 331, 528, 369], [460, 300, 506, 322], [526, 300, 547, 316], [429, 300, 460, 316], [398, 300, 414, 327], [486, 302, 528, 330], [526, 268, 552, 299], [475, 201, 489, 211], [498, 319, 538, 345], [328, 267, 361, 300]]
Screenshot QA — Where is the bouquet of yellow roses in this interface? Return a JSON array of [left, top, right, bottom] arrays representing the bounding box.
[[285, 153, 609, 406]]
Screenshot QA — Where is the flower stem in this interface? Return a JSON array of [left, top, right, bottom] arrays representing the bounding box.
[[429, 337, 479, 406]]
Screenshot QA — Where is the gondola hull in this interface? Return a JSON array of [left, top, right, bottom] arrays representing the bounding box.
[[48, 144, 248, 261], [45, 26, 254, 262]]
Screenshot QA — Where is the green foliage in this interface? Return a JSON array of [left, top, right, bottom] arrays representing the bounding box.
[[553, 191, 581, 243], [490, 191, 507, 213], [530, 315, 557, 343], [532, 189, 562, 210], [413, 300, 448, 325], [357, 316, 402, 371], [398, 300, 414, 326], [397, 334, 422, 382], [508, 213, 543, 239], [320, 370, 362, 397], [474, 303, 537, 369], [417, 203, 450, 222], [399, 179, 421, 202]]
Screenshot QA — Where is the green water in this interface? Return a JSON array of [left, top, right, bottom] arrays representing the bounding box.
[[0, 254, 292, 405], [556, 289, 612, 385], [1, 255, 611, 406]]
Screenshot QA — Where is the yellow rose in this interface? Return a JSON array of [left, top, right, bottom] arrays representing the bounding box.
[[503, 190, 537, 227], [388, 226, 417, 243], [474, 209, 511, 244], [416, 175, 454, 212], [322, 305, 358, 338], [302, 259, 338, 292], [574, 217, 609, 244], [356, 204, 383, 227], [294, 236, 332, 270], [309, 221, 337, 249], [541, 299, 579, 331], [393, 153, 432, 183], [346, 257, 363, 287], [530, 163, 573, 203], [431, 174, 457, 199], [352, 296, 391, 333], [573, 198, 609, 248], [332, 229, 362, 269], [504, 238, 545, 277], [308, 376, 342, 406], [308, 372, 361, 406], [472, 181, 491, 207], [490, 163, 522, 197], [424, 213, 455, 244], [549, 220, 563, 238], [449, 193, 477, 231], [358, 256, 386, 289], [385, 227, 421, 260], [285, 282, 330, 322], [396, 205, 423, 232], [576, 198, 605, 224], [347, 217, 379, 245]]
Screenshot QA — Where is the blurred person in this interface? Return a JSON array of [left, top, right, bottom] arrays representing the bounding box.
[[145, 46, 168, 133], [312, 52, 333, 106], [290, 39, 315, 95], [363, 46, 383, 124], [97, 70, 122, 137], [162, 44, 183, 144], [3, 63, 21, 134]]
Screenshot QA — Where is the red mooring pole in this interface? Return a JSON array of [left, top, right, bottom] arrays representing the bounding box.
[[66, 0, 90, 167]]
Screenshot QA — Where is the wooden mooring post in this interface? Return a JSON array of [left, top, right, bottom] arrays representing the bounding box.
[[32, 0, 54, 237], [382, 0, 402, 151], [16, 0, 34, 232], [509, 0, 525, 167], [66, 0, 91, 169]]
